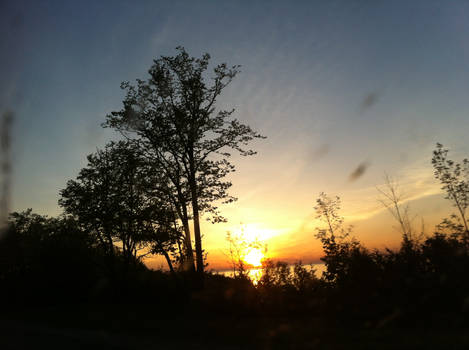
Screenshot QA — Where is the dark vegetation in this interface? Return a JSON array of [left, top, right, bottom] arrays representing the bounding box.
[[1, 49, 469, 348]]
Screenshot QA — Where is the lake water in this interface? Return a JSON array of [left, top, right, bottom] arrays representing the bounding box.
[[215, 263, 326, 284]]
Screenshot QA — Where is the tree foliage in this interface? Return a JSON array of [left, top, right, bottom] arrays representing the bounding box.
[[59, 140, 180, 270], [314, 192, 352, 241], [0, 210, 106, 303], [313, 192, 358, 282], [377, 174, 423, 247], [432, 143, 469, 241], [225, 228, 266, 278]]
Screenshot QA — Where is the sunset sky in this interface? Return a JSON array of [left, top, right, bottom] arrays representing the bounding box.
[[2, 0, 469, 269]]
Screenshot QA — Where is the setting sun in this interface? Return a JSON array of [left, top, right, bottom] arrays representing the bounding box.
[[225, 223, 269, 269], [243, 248, 264, 267]]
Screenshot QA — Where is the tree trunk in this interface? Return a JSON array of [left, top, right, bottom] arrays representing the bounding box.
[[182, 203, 195, 270], [188, 154, 204, 284], [191, 197, 203, 275], [176, 190, 195, 272], [158, 241, 175, 274]]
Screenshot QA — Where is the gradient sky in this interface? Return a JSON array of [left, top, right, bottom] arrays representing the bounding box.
[[2, 0, 469, 269]]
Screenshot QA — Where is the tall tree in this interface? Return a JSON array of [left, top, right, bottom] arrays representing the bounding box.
[[104, 47, 264, 279]]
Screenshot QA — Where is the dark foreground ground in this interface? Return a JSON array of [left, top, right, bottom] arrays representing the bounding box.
[[2, 303, 468, 350]]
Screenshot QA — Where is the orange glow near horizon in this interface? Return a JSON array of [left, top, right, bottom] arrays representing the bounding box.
[[143, 179, 452, 272]]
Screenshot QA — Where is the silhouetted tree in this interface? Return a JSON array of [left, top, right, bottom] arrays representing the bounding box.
[[432, 143, 469, 244], [291, 261, 318, 292], [377, 174, 423, 248], [0, 210, 104, 303], [258, 259, 292, 289], [313, 193, 359, 282], [103, 47, 264, 280], [225, 228, 266, 278], [59, 140, 180, 271], [225, 231, 249, 278], [314, 192, 353, 241]]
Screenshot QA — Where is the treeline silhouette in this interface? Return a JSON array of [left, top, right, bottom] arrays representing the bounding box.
[[1, 144, 468, 348]]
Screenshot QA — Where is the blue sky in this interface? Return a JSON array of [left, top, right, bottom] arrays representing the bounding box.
[[2, 0, 469, 265]]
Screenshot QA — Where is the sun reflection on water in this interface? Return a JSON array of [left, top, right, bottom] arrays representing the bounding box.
[[220, 264, 325, 285], [247, 268, 263, 284]]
